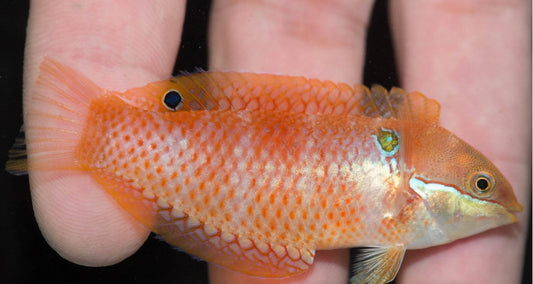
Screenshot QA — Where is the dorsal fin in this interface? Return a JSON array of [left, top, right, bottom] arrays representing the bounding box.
[[114, 72, 441, 124], [360, 85, 440, 124], [396, 89, 440, 124]]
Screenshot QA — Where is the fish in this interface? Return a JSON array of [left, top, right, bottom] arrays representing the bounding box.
[[7, 57, 522, 284]]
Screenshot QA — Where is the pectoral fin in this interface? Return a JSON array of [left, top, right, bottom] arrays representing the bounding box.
[[350, 245, 405, 284]]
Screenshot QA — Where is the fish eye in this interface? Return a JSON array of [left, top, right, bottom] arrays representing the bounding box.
[[163, 89, 183, 111], [470, 172, 495, 196]]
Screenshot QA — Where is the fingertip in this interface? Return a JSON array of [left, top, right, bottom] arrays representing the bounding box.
[[23, 0, 188, 267], [30, 171, 150, 266], [208, 0, 373, 82]]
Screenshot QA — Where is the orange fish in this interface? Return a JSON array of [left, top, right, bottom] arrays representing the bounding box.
[[7, 58, 522, 284]]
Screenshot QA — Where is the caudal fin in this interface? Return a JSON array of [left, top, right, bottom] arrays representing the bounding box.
[[6, 57, 104, 173]]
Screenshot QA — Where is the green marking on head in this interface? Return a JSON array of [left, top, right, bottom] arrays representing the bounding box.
[[377, 129, 399, 153]]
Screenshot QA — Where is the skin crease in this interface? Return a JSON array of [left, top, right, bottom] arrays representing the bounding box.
[[23, 0, 529, 283]]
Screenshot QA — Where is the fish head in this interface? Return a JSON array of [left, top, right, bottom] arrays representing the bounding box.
[[406, 125, 522, 242]]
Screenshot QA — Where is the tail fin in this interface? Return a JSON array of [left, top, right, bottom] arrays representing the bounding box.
[[6, 57, 104, 173], [5, 126, 27, 175]]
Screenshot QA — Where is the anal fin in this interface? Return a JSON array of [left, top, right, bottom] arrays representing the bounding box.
[[162, 228, 315, 277], [91, 170, 314, 277], [350, 245, 405, 284], [90, 170, 159, 227]]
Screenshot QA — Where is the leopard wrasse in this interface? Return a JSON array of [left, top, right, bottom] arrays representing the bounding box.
[[7, 58, 522, 284]]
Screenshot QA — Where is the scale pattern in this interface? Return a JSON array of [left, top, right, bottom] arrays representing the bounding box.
[[76, 92, 424, 276], [22, 59, 522, 280]]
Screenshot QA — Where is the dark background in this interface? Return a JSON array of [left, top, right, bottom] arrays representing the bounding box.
[[0, 1, 529, 283]]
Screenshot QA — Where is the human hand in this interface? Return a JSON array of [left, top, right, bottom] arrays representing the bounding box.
[[23, 0, 529, 283], [389, 1, 530, 283]]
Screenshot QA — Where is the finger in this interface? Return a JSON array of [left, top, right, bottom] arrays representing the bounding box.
[[207, 0, 374, 283], [390, 1, 531, 283], [24, 0, 186, 266], [209, 0, 374, 82]]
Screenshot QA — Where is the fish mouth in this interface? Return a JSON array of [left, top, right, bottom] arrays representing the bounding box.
[[508, 202, 524, 212], [495, 198, 522, 224], [508, 213, 519, 223], [503, 202, 522, 223], [502, 196, 524, 213]]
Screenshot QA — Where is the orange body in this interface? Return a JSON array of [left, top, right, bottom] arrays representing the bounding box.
[[14, 58, 521, 281]]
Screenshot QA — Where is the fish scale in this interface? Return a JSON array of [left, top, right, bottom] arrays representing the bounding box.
[[8, 58, 521, 284], [80, 95, 421, 251]]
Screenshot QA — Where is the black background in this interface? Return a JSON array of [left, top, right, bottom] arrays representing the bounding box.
[[1, 1, 530, 283]]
